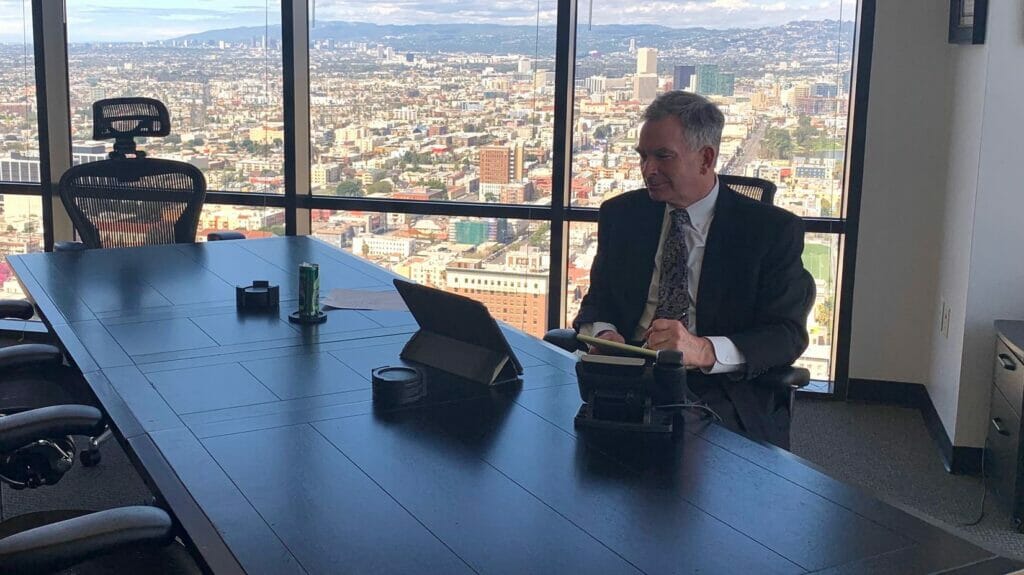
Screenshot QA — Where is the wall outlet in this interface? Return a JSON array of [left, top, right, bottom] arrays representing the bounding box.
[[940, 300, 951, 339]]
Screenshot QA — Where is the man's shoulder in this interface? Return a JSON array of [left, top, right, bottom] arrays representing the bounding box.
[[600, 188, 656, 212]]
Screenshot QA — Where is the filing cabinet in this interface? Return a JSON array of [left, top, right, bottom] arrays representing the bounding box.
[[988, 321, 1024, 530]]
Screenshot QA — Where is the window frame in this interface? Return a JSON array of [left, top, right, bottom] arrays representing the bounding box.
[[1, 0, 875, 397]]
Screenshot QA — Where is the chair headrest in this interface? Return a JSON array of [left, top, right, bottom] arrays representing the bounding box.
[[92, 98, 171, 159]]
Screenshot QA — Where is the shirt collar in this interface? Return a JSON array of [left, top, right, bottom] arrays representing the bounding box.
[[668, 177, 718, 234]]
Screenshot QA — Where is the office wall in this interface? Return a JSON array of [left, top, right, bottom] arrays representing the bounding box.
[[849, 0, 950, 385], [953, 0, 1024, 446], [853, 0, 1024, 447], [929, 42, 986, 445]]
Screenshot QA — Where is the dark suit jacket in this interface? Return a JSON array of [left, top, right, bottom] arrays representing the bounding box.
[[573, 185, 814, 443]]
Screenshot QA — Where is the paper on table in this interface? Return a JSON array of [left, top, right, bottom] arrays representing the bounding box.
[[321, 288, 408, 311]]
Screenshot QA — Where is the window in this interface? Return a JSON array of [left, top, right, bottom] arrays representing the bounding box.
[[196, 204, 286, 240], [566, 0, 856, 383], [66, 2, 285, 194], [308, 0, 556, 206], [0, 1, 44, 302], [312, 211, 550, 337], [14, 0, 866, 389], [0, 0, 37, 183]]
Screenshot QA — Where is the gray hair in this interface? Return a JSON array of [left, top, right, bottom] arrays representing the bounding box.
[[642, 91, 724, 151]]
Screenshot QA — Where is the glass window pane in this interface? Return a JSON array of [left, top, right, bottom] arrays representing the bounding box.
[[0, 2, 43, 305], [0, 0, 37, 183], [571, 1, 855, 220], [308, 1, 556, 206], [566, 224, 838, 382], [800, 232, 839, 383], [0, 195, 44, 301], [66, 2, 284, 193], [313, 211, 550, 338], [196, 203, 285, 241]]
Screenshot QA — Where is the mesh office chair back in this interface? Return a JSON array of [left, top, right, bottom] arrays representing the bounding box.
[[58, 98, 206, 249], [719, 174, 776, 205]]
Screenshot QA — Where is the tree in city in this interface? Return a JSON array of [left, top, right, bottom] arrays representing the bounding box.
[[255, 224, 286, 236], [335, 179, 363, 196], [423, 179, 447, 192], [365, 180, 393, 195], [593, 125, 611, 140], [529, 223, 550, 247], [815, 295, 834, 328], [794, 115, 817, 149], [762, 128, 793, 160], [820, 198, 833, 218]]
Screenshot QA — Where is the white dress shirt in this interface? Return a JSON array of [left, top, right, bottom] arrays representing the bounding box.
[[581, 178, 746, 374]]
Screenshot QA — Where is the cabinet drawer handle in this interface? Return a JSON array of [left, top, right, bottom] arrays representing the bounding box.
[[992, 417, 1011, 436], [999, 354, 1017, 371]]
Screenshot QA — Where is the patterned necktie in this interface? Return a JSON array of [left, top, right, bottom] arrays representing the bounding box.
[[655, 208, 692, 328]]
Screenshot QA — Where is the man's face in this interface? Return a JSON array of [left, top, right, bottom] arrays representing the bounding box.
[[636, 115, 715, 208]]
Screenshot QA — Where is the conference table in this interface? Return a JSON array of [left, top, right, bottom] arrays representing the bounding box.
[[9, 236, 1018, 574]]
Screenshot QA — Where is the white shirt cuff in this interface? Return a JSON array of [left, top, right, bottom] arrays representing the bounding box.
[[701, 336, 746, 375], [579, 322, 619, 338]]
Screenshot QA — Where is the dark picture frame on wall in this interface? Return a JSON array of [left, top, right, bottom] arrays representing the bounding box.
[[948, 0, 988, 44]]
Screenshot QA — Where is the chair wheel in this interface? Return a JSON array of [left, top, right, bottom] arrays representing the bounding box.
[[80, 449, 101, 467]]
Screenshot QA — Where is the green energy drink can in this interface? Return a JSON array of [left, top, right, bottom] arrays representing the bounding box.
[[298, 262, 320, 317]]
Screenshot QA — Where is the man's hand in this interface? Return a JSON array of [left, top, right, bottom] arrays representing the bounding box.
[[587, 329, 625, 354], [643, 319, 717, 369]]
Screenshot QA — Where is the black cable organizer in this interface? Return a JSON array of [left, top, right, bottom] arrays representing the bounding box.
[[371, 366, 426, 408]]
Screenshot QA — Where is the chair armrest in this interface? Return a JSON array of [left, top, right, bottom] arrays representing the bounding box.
[[753, 366, 811, 393], [0, 300, 34, 320], [0, 506, 173, 575], [54, 241, 89, 252], [0, 405, 104, 453], [0, 343, 63, 371], [544, 329, 585, 353], [207, 231, 246, 241]]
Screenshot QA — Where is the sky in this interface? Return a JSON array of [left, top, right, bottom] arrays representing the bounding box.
[[0, 0, 857, 43]]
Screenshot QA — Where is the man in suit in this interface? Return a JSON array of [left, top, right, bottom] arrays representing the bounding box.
[[573, 91, 814, 447]]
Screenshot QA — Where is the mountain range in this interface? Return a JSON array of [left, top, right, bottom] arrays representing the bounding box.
[[172, 19, 856, 58]]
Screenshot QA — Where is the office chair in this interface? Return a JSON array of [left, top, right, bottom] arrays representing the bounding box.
[[546, 174, 812, 449], [719, 173, 776, 204], [57, 97, 227, 250], [0, 340, 107, 469], [0, 406, 199, 574]]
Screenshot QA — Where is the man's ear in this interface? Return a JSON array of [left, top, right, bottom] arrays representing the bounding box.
[[701, 146, 717, 171]]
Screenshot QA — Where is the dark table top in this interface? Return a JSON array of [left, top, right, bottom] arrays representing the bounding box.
[[10, 237, 1015, 575]]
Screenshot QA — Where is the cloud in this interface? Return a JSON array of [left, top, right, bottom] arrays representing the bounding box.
[[2, 0, 855, 42]]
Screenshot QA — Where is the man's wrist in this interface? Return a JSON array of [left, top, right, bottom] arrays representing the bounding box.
[[696, 337, 717, 369]]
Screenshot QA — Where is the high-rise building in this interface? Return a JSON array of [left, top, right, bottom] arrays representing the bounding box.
[[695, 64, 720, 95], [814, 82, 839, 98], [673, 65, 695, 92], [479, 144, 524, 185], [628, 38, 636, 54], [584, 75, 607, 94], [718, 73, 735, 97], [694, 65, 734, 96], [636, 48, 657, 75], [633, 74, 659, 104], [451, 218, 509, 245]]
